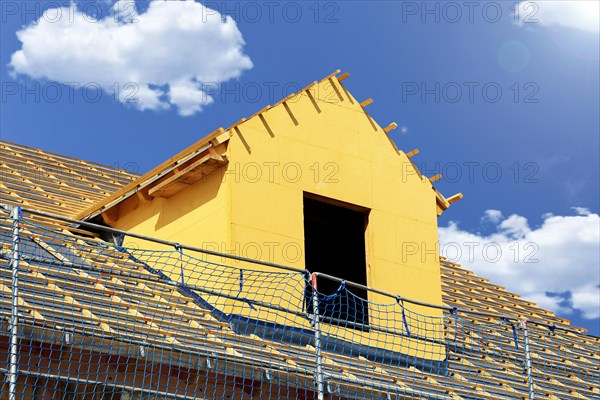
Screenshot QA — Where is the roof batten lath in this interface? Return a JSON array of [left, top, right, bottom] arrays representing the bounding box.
[[0, 140, 139, 218]]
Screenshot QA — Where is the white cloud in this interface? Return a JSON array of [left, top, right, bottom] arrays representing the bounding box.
[[572, 206, 592, 216], [439, 209, 600, 320], [481, 209, 503, 224], [9, 0, 253, 116], [498, 214, 531, 239], [515, 1, 600, 32]]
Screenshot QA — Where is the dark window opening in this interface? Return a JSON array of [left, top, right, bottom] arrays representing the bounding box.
[[303, 194, 369, 329]]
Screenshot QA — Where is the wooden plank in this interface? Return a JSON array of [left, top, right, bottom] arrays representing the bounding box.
[[73, 128, 230, 220], [429, 174, 443, 183], [1, 148, 133, 186], [1, 151, 127, 190], [1, 168, 105, 201], [405, 149, 419, 158], [337, 72, 350, 81], [0, 282, 46, 321], [148, 153, 227, 198], [447, 193, 463, 204], [383, 122, 398, 133], [319, 69, 341, 83], [360, 98, 373, 108], [0, 176, 89, 210], [1, 140, 138, 180]]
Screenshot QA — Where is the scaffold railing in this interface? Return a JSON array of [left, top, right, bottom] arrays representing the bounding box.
[[1, 205, 599, 400]]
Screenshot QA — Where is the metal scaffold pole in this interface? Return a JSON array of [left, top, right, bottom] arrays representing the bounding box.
[[311, 273, 325, 400], [521, 318, 536, 400], [8, 206, 21, 400]]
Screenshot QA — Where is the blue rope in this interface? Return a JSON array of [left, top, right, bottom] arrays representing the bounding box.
[[321, 280, 346, 301], [242, 299, 256, 310], [397, 297, 411, 337], [451, 307, 459, 342], [502, 317, 519, 350], [174, 243, 185, 286], [236, 269, 256, 310], [117, 246, 227, 318], [301, 270, 311, 314]]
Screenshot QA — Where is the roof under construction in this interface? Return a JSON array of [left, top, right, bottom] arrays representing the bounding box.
[[0, 208, 598, 399], [0, 140, 139, 218], [0, 70, 598, 399]]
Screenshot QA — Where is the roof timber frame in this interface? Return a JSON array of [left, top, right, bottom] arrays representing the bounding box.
[[74, 70, 461, 222], [0, 141, 139, 219]]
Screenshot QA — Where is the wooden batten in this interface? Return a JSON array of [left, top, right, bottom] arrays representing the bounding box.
[[321, 69, 341, 82], [360, 98, 374, 108], [148, 153, 228, 199], [337, 72, 350, 81], [406, 149, 420, 158], [447, 193, 464, 204], [383, 122, 398, 133], [435, 190, 451, 216], [100, 207, 119, 225], [0, 140, 139, 218], [282, 102, 299, 126], [136, 189, 153, 203], [306, 89, 322, 114], [429, 174, 443, 183]]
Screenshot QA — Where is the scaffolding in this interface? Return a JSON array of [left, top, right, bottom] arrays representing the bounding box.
[[1, 205, 599, 399]]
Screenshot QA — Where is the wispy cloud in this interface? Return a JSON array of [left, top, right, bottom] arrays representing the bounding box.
[[481, 209, 504, 224], [440, 208, 600, 320], [9, 0, 253, 116], [515, 1, 600, 33]]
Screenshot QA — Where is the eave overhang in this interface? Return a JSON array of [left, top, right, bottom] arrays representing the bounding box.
[[75, 129, 230, 223]]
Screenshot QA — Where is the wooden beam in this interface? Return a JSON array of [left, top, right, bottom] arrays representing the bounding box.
[[303, 81, 318, 91], [337, 72, 350, 81], [406, 149, 420, 158], [320, 69, 341, 83], [73, 128, 230, 220], [360, 98, 373, 108], [148, 153, 228, 198], [25, 265, 116, 334], [447, 193, 464, 204], [306, 89, 321, 114], [0, 282, 46, 321], [247, 105, 271, 121], [136, 189, 153, 203], [383, 122, 398, 133], [282, 102, 299, 126], [429, 174, 443, 183], [258, 113, 275, 137], [100, 206, 119, 225], [208, 146, 224, 162]]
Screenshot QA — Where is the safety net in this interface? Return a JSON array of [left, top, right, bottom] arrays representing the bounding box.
[[0, 209, 598, 399]]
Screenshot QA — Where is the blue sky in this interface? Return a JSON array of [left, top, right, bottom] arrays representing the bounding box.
[[1, 0, 598, 335]]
